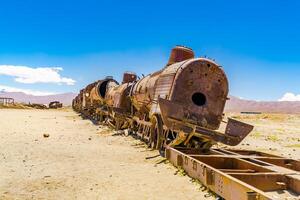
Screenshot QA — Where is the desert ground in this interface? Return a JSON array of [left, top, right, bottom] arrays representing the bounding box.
[[0, 108, 299, 200], [0, 108, 214, 200], [226, 113, 300, 160]]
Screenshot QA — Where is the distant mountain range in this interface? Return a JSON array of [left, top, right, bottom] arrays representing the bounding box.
[[225, 96, 300, 114], [1, 92, 300, 113], [0, 92, 77, 106]]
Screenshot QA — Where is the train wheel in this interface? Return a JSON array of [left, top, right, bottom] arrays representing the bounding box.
[[98, 113, 104, 123], [115, 118, 122, 131], [149, 115, 163, 150]]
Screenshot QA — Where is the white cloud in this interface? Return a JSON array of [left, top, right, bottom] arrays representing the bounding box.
[[278, 92, 300, 101], [0, 65, 75, 85], [0, 85, 55, 96]]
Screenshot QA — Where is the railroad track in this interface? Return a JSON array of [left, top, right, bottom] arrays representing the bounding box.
[[112, 127, 299, 200], [72, 45, 300, 199], [165, 146, 300, 200], [90, 116, 299, 200]]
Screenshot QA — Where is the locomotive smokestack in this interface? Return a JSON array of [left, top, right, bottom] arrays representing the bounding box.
[[122, 71, 137, 84], [167, 45, 195, 66]]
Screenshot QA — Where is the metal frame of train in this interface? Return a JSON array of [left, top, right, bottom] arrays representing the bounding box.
[[72, 46, 300, 200], [72, 45, 253, 151]]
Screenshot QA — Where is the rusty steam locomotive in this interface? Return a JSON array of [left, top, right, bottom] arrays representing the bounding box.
[[72, 46, 253, 151]]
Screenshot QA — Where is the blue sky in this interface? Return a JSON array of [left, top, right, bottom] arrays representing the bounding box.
[[0, 0, 300, 100]]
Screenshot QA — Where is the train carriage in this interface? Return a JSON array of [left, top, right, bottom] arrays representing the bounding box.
[[72, 46, 253, 151]]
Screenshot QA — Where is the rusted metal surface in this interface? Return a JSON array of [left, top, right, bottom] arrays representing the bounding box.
[[131, 72, 160, 112], [150, 73, 176, 115], [88, 78, 119, 105], [106, 83, 133, 113], [166, 45, 195, 66], [72, 45, 253, 149], [122, 71, 137, 84], [71, 46, 300, 198], [158, 97, 253, 146], [169, 58, 228, 130], [166, 146, 300, 200]]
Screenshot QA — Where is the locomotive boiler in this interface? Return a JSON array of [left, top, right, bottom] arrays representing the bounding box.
[[72, 46, 253, 151]]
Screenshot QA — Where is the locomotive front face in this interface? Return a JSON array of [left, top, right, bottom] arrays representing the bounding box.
[[168, 58, 228, 130]]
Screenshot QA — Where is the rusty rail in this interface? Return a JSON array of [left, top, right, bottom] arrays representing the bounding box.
[[165, 147, 300, 200]]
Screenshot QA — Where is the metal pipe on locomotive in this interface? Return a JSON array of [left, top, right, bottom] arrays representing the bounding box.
[[72, 46, 253, 151]]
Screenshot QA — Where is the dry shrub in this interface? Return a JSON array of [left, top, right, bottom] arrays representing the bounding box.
[[0, 103, 29, 109]]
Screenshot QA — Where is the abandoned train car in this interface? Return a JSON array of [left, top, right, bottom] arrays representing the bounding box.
[[72, 46, 253, 151]]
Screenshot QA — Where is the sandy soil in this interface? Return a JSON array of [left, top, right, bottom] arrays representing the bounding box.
[[1, 109, 299, 200], [0, 109, 213, 200], [224, 113, 300, 160]]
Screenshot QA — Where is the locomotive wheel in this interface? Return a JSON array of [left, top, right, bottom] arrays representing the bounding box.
[[97, 113, 104, 123], [115, 118, 122, 131], [149, 115, 163, 150], [100, 113, 105, 123]]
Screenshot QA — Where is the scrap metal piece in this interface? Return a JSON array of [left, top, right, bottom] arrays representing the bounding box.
[[158, 98, 253, 146], [166, 146, 300, 200], [169, 131, 187, 147], [49, 101, 63, 109]]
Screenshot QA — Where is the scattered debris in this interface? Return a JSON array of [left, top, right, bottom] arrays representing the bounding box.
[[145, 154, 160, 160], [43, 133, 50, 138], [49, 101, 63, 109]]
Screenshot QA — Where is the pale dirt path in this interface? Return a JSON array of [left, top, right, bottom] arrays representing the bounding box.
[[0, 109, 213, 200]]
